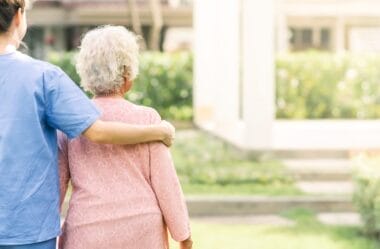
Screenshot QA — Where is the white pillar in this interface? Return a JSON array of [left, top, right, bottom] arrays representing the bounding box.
[[276, 1, 288, 53], [194, 0, 240, 134], [335, 16, 345, 53], [194, 0, 275, 151], [242, 0, 275, 150], [212, 0, 240, 126], [193, 0, 218, 128]]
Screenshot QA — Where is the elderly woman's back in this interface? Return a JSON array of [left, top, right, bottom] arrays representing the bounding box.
[[59, 98, 190, 249], [58, 25, 191, 249]]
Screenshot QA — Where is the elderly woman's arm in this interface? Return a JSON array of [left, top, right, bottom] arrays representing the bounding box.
[[58, 132, 71, 211], [149, 141, 191, 242], [148, 110, 191, 243], [82, 119, 175, 146]]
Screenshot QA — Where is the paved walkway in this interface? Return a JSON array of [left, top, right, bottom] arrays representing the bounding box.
[[274, 120, 380, 150], [284, 158, 354, 195], [296, 181, 354, 195], [317, 212, 361, 226], [192, 212, 361, 227], [192, 215, 295, 226]]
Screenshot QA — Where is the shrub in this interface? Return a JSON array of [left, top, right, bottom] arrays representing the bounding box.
[[353, 155, 380, 237], [49, 52, 81, 86], [48, 51, 193, 121], [172, 130, 294, 187], [276, 51, 380, 119], [51, 51, 380, 120], [130, 52, 193, 121]]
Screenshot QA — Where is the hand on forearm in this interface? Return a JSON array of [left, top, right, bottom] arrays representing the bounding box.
[[82, 120, 175, 146], [160, 120, 175, 146]]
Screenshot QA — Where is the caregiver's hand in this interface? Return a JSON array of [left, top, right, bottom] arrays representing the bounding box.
[[160, 120, 175, 147]]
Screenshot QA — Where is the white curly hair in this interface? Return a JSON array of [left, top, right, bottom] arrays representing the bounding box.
[[76, 25, 139, 95]]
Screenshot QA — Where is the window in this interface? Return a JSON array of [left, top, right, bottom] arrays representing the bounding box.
[[289, 27, 313, 51], [289, 27, 331, 51], [301, 28, 313, 46], [321, 28, 331, 50]]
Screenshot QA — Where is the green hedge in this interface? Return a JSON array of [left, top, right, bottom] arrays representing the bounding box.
[[277, 52, 380, 119], [130, 52, 193, 121], [353, 155, 380, 237], [48, 52, 193, 121], [50, 51, 380, 121]]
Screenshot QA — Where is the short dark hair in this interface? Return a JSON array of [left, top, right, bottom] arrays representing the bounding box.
[[0, 0, 25, 33]]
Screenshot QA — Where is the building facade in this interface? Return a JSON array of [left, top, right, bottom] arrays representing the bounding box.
[[277, 0, 380, 53], [194, 0, 380, 153], [26, 0, 380, 58], [26, 0, 193, 58]]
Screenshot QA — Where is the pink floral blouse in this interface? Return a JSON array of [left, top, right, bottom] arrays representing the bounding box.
[[58, 97, 191, 249]]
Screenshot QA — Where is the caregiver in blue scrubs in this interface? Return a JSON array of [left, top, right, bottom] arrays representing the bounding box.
[[0, 1, 176, 248]]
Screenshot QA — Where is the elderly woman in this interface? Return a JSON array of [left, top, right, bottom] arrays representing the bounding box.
[[58, 26, 192, 249]]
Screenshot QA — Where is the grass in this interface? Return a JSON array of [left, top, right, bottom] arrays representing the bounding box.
[[168, 209, 380, 249], [171, 129, 301, 196]]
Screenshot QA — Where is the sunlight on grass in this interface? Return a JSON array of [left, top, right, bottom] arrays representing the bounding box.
[[168, 214, 380, 249]]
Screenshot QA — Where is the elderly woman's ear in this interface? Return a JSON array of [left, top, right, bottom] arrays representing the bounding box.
[[122, 79, 133, 93], [122, 65, 133, 93]]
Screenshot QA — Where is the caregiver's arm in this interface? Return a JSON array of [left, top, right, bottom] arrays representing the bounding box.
[[45, 72, 175, 146], [83, 119, 175, 146]]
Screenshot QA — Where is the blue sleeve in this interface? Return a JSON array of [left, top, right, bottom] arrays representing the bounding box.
[[44, 70, 100, 139]]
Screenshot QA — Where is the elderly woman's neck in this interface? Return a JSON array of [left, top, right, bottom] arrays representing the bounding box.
[[95, 92, 125, 99]]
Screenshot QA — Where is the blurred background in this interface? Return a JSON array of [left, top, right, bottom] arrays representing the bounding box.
[[26, 0, 380, 248]]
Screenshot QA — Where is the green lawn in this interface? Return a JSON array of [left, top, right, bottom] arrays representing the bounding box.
[[63, 129, 300, 201], [171, 130, 301, 196], [169, 209, 380, 249]]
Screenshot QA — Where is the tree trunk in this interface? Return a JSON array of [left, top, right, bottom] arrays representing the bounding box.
[[127, 0, 146, 49], [149, 0, 163, 50]]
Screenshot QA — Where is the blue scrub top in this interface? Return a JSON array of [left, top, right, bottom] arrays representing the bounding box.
[[0, 51, 100, 245]]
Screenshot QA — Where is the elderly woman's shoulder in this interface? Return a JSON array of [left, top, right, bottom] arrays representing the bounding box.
[[130, 103, 161, 123]]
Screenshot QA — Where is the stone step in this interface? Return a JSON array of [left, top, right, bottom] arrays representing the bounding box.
[[296, 181, 354, 195], [186, 196, 355, 216], [194, 212, 362, 227], [61, 196, 355, 217], [192, 215, 295, 226], [293, 172, 351, 181], [284, 159, 353, 181], [274, 150, 350, 159]]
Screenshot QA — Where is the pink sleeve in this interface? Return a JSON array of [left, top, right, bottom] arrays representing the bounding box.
[[58, 132, 70, 211], [148, 110, 191, 242]]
